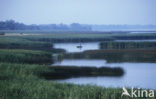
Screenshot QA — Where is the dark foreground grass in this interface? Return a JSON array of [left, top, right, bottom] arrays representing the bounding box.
[[41, 66, 124, 79], [0, 63, 154, 99], [0, 49, 53, 64]]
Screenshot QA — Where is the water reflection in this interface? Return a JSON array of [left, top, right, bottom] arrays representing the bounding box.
[[53, 59, 107, 67], [53, 41, 156, 89], [53, 59, 156, 89]]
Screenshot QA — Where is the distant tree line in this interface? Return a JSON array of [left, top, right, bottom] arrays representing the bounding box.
[[0, 20, 92, 31], [1, 20, 156, 31]]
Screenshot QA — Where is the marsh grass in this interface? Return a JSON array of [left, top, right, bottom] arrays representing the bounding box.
[[63, 49, 156, 63], [0, 49, 52, 64], [41, 66, 124, 79], [0, 63, 153, 99], [3, 31, 156, 43], [22, 32, 156, 43], [0, 37, 53, 51], [1, 32, 156, 99], [100, 41, 156, 50], [0, 36, 66, 54]]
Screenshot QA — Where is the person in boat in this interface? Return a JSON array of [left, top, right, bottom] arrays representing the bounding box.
[[77, 43, 83, 48]]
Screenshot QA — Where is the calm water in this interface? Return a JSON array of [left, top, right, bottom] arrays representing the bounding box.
[[54, 42, 99, 52], [53, 41, 156, 89], [54, 40, 156, 52], [53, 59, 156, 89]]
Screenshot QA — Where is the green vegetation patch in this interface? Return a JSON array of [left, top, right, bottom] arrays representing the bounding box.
[[0, 63, 137, 99], [41, 66, 124, 79], [22, 32, 156, 42], [0, 63, 154, 99], [2, 31, 156, 42], [100, 41, 156, 50], [63, 49, 156, 63], [0, 49, 52, 64], [0, 37, 53, 51]]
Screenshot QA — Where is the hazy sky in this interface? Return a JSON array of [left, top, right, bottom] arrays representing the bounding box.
[[0, 0, 156, 25]]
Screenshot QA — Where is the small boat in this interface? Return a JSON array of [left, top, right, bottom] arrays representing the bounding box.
[[77, 43, 83, 48], [77, 45, 82, 48]]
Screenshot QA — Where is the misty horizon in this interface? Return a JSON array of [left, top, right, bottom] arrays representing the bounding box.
[[1, 20, 156, 31], [1, 19, 156, 26], [0, 0, 156, 25]]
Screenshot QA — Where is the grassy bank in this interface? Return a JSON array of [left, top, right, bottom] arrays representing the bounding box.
[[0, 36, 65, 53], [0, 63, 151, 99], [0, 37, 52, 51], [0, 49, 52, 64], [100, 41, 156, 50], [63, 49, 156, 63], [1, 32, 156, 99], [41, 66, 124, 79], [2, 31, 156, 43], [20, 32, 156, 43]]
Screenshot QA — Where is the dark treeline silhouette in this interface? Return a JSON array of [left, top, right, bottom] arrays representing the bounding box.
[[1, 20, 156, 31], [0, 20, 91, 31]]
